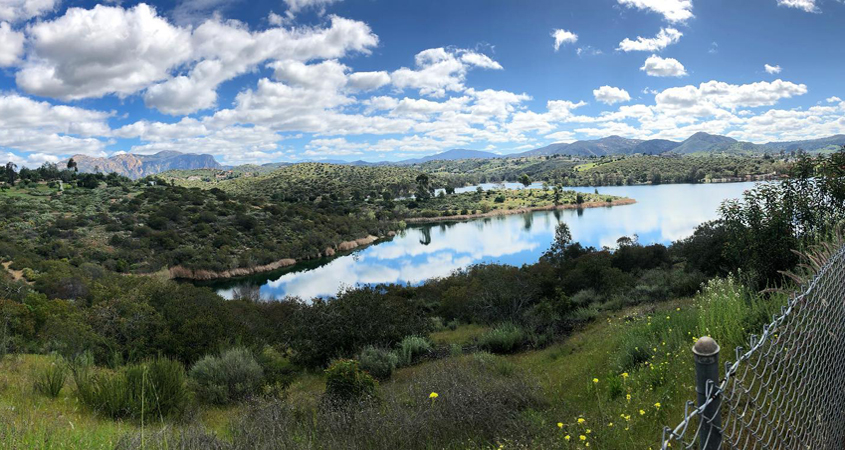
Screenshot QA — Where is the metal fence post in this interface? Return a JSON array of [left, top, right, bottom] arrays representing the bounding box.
[[693, 336, 722, 450]]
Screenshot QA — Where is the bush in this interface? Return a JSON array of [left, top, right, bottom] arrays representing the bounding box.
[[324, 359, 377, 403], [33, 358, 67, 398], [357, 346, 399, 380], [255, 346, 297, 390], [697, 276, 750, 348], [397, 336, 432, 366], [478, 323, 525, 354], [78, 357, 187, 421], [189, 347, 264, 405]]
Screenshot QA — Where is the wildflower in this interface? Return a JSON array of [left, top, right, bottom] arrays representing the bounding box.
[[626, 393, 631, 402], [577, 418, 586, 424], [593, 378, 599, 384], [586, 429, 591, 434], [621, 372, 629, 379], [564, 435, 571, 441], [580, 435, 587, 441], [655, 402, 662, 410], [429, 392, 439, 399], [608, 422, 613, 427], [639, 410, 646, 415], [557, 422, 563, 429]]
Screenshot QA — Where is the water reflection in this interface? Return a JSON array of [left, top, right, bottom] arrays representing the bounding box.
[[213, 182, 758, 301]]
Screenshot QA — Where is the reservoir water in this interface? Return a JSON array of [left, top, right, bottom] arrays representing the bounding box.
[[213, 181, 759, 300]]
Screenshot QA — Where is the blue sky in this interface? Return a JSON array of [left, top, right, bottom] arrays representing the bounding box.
[[0, 0, 843, 166]]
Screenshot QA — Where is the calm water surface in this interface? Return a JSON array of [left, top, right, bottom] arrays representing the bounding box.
[[214, 182, 758, 300]]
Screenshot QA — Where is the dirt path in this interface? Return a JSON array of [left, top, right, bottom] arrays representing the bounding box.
[[1, 261, 25, 282]]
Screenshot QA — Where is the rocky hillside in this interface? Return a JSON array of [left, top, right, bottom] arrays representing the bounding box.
[[68, 151, 221, 179]]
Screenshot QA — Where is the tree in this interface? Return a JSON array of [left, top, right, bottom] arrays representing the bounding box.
[[519, 173, 531, 187], [543, 222, 572, 262], [4, 162, 17, 186], [415, 173, 431, 201], [66, 158, 78, 173]]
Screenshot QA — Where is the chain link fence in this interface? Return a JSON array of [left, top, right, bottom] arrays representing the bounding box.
[[661, 242, 845, 449]]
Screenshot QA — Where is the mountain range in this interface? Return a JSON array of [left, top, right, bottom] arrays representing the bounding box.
[[67, 151, 221, 179], [66, 133, 844, 177]]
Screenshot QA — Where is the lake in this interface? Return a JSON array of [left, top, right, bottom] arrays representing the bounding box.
[[213, 181, 758, 300]]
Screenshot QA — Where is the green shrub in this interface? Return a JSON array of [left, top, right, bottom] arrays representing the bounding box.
[[78, 357, 187, 421], [478, 324, 525, 354], [697, 276, 750, 348], [33, 358, 67, 398], [570, 305, 600, 323], [189, 347, 264, 405], [356, 346, 399, 380], [397, 336, 432, 367], [324, 359, 377, 403], [255, 346, 297, 390]]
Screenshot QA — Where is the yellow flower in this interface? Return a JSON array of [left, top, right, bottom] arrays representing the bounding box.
[[429, 392, 439, 399], [580, 435, 587, 441], [626, 394, 631, 402], [586, 429, 591, 434], [592, 378, 599, 384], [608, 422, 613, 427], [564, 435, 571, 441], [639, 410, 646, 416], [577, 418, 586, 424], [621, 372, 629, 379], [654, 402, 661, 410], [557, 422, 563, 429]]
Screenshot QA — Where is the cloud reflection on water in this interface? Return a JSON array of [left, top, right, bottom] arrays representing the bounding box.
[[217, 182, 757, 300]]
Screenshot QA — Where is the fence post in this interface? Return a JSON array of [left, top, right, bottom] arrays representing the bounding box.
[[693, 336, 721, 450]]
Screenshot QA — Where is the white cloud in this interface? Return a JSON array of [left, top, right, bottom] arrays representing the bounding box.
[[348, 71, 391, 91], [15, 4, 378, 114], [0, 21, 24, 67], [764, 64, 782, 74], [777, 0, 819, 13], [826, 96, 841, 103], [18, 4, 193, 100], [617, 27, 682, 52], [0, 0, 58, 22], [640, 54, 687, 77], [545, 130, 576, 142], [552, 29, 578, 51], [617, 0, 694, 23], [655, 79, 808, 112], [593, 85, 631, 105], [391, 48, 502, 98], [284, 0, 341, 15]]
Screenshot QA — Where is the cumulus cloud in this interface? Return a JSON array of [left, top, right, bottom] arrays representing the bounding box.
[[617, 0, 693, 23], [0, 0, 58, 23], [391, 48, 502, 98], [284, 0, 342, 15], [655, 79, 808, 112], [552, 29, 578, 51], [593, 86, 631, 105], [0, 21, 24, 67], [0, 94, 110, 156], [826, 96, 842, 103], [777, 0, 819, 13], [640, 54, 687, 77], [764, 64, 782, 74], [13, 4, 378, 114], [617, 27, 682, 52], [18, 4, 193, 100], [348, 71, 391, 91]]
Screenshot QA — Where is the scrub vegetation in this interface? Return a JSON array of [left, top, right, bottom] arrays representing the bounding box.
[[0, 150, 841, 449]]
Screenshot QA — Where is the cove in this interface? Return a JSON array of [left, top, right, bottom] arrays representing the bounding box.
[[210, 181, 759, 301]]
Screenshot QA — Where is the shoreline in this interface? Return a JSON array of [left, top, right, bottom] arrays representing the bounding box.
[[164, 198, 636, 282], [404, 198, 636, 224]]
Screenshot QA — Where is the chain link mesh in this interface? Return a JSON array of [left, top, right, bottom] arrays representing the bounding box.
[[662, 243, 845, 449]]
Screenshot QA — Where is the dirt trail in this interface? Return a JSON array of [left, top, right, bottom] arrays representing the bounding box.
[[1, 261, 25, 282]]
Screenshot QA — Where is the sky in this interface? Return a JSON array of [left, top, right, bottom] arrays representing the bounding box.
[[1, 0, 844, 167]]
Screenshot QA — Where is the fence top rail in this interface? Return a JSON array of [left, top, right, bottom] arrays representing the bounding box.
[[661, 242, 845, 449]]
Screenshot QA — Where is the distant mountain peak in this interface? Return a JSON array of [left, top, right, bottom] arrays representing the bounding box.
[[67, 151, 220, 179]]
